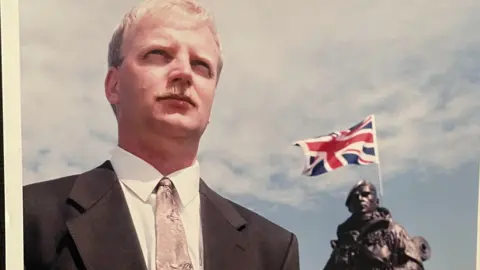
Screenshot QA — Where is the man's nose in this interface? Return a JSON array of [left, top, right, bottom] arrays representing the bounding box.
[[168, 56, 193, 87]]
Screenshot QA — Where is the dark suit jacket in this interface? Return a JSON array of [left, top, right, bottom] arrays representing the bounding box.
[[24, 161, 300, 270]]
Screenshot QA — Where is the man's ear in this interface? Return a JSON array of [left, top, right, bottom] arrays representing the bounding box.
[[105, 67, 120, 106]]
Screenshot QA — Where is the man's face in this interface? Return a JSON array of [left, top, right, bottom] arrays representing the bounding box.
[[106, 13, 220, 138], [348, 184, 378, 214]]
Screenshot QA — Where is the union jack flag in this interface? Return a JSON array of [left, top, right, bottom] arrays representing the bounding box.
[[293, 115, 379, 176]]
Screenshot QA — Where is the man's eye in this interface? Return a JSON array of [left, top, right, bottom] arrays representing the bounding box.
[[150, 49, 167, 55], [146, 49, 169, 59], [192, 60, 210, 69], [191, 60, 212, 76]]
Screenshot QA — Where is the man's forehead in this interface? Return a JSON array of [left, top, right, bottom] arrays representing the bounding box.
[[125, 14, 219, 55], [355, 184, 372, 192]]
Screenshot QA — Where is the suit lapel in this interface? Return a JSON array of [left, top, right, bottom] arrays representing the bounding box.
[[199, 180, 249, 270], [65, 161, 147, 270]]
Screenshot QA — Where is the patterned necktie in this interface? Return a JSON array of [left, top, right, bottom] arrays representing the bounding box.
[[155, 177, 193, 270]]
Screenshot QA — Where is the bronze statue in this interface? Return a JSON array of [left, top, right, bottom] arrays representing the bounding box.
[[323, 180, 431, 270]]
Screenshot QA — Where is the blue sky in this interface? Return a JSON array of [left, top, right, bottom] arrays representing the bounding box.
[[19, 0, 480, 269]]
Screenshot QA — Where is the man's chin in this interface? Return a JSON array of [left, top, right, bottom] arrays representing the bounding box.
[[152, 115, 205, 135], [360, 206, 372, 212], [352, 207, 371, 214]]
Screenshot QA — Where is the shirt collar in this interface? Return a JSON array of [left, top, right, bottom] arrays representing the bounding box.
[[109, 146, 200, 208]]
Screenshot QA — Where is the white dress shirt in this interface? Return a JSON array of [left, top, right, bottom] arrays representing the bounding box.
[[110, 146, 204, 270]]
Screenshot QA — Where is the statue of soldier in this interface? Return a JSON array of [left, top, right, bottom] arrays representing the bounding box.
[[322, 180, 431, 270]]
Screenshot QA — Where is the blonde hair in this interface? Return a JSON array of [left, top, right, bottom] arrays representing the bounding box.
[[107, 0, 223, 75]]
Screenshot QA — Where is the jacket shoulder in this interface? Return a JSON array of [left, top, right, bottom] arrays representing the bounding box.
[[230, 199, 293, 237], [225, 198, 299, 268], [23, 174, 81, 268], [23, 174, 79, 208], [23, 174, 81, 227], [23, 160, 112, 201]]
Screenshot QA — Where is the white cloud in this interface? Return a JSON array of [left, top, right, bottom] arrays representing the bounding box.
[[20, 0, 480, 208]]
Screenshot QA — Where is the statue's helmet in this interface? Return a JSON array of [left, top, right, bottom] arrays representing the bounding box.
[[345, 180, 378, 208]]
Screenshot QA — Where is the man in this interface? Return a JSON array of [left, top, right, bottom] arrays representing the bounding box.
[[23, 1, 300, 269], [322, 180, 431, 270]]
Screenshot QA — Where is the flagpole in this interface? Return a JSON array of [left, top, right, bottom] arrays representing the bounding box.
[[476, 162, 480, 270], [371, 114, 384, 203]]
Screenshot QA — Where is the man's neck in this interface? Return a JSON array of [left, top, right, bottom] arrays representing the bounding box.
[[118, 134, 199, 176]]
